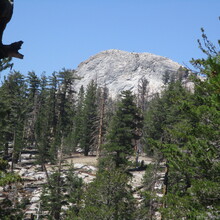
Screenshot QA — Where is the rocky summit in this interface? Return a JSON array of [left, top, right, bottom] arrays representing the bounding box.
[[74, 49, 182, 98]]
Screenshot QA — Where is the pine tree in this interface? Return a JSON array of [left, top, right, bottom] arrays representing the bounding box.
[[96, 86, 109, 157], [0, 72, 27, 165], [49, 69, 76, 160], [24, 71, 40, 147], [40, 165, 83, 220], [46, 72, 60, 162], [78, 166, 136, 220], [80, 80, 98, 156], [0, 58, 13, 72], [72, 85, 85, 151], [137, 77, 149, 113], [104, 90, 143, 168], [34, 74, 51, 165], [56, 69, 76, 136]]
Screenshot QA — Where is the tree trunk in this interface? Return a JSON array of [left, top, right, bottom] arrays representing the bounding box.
[[163, 160, 169, 208], [3, 142, 8, 159], [11, 130, 16, 173], [96, 89, 105, 158]]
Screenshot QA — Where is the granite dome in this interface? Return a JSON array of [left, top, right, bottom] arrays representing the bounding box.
[[74, 49, 182, 98]]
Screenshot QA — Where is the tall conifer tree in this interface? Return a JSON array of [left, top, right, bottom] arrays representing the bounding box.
[[104, 90, 143, 167]]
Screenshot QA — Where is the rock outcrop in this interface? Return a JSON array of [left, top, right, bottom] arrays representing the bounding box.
[[74, 49, 182, 98]]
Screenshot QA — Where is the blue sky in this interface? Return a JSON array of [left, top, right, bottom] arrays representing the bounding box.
[[1, 0, 220, 78]]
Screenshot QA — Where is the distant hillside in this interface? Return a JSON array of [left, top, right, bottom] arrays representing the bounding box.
[[74, 49, 186, 98]]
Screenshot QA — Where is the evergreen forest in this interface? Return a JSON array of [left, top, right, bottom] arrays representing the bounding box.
[[0, 29, 220, 219]]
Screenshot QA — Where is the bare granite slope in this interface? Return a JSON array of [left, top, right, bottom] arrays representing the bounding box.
[[74, 49, 182, 98]]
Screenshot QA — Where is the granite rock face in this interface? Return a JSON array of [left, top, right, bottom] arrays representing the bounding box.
[[74, 49, 182, 98]]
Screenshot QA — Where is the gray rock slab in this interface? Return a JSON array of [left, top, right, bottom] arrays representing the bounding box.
[[74, 49, 183, 99]]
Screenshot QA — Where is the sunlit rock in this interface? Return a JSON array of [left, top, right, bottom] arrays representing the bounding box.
[[74, 49, 182, 98]]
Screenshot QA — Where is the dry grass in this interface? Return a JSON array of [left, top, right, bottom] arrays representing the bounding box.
[[64, 154, 98, 166], [63, 153, 153, 168]]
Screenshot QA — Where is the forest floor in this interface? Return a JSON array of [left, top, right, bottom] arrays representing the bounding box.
[[64, 153, 98, 166]]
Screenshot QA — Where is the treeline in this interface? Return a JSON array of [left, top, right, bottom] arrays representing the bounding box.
[[0, 69, 113, 165], [0, 69, 73, 164], [0, 29, 220, 219]]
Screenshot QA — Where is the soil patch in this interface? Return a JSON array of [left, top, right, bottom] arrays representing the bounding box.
[[64, 154, 98, 166]]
